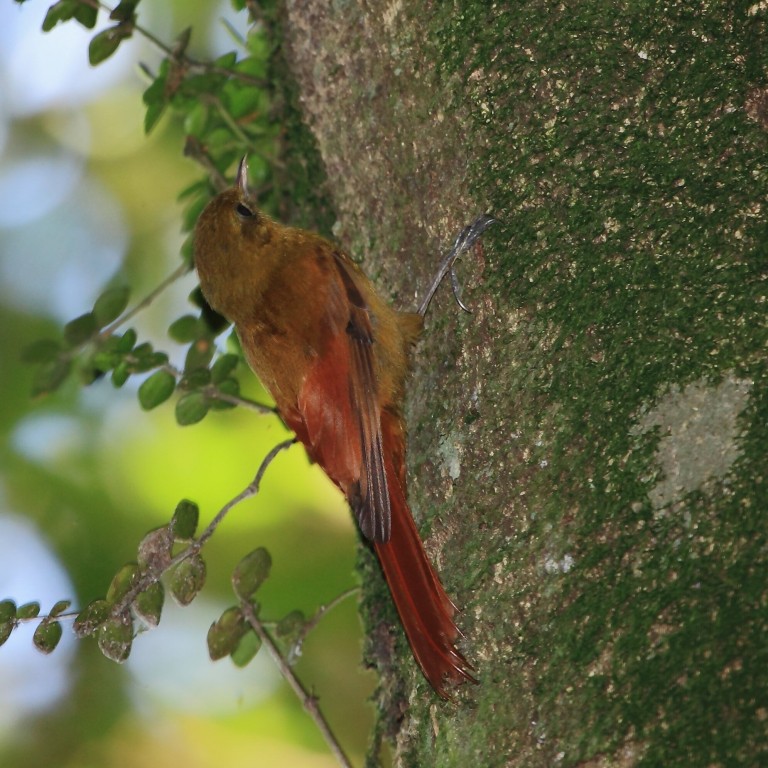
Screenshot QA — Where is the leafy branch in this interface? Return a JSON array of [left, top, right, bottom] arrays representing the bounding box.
[[20, 0, 283, 422], [1, 438, 355, 766], [10, 2, 359, 765], [23, 268, 275, 424], [240, 600, 354, 768]]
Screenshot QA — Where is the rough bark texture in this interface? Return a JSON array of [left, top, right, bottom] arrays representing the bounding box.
[[281, 2, 768, 766]]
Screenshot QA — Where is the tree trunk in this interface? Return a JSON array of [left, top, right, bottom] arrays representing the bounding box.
[[281, 2, 768, 766]]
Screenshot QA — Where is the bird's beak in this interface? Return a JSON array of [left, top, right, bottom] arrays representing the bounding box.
[[237, 156, 248, 196]]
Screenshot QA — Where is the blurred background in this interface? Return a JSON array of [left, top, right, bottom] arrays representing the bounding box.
[[0, 1, 375, 765]]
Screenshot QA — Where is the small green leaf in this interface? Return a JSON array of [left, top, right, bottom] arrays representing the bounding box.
[[214, 51, 237, 69], [117, 328, 138, 352], [106, 563, 140, 604], [17, 601, 40, 619], [42, 0, 78, 32], [64, 312, 97, 347], [138, 370, 176, 410], [33, 618, 63, 654], [129, 342, 168, 373], [89, 23, 132, 66], [207, 606, 246, 661], [137, 526, 173, 570], [50, 600, 72, 618], [210, 353, 239, 383], [181, 368, 211, 390], [175, 392, 209, 426], [217, 378, 240, 398], [134, 582, 164, 628], [176, 72, 220, 98], [184, 337, 215, 372], [0, 599, 16, 622], [276, 609, 305, 640], [238, 47, 268, 75], [231, 548, 271, 601], [109, 0, 139, 23], [31, 358, 72, 397], [180, 194, 209, 232], [0, 620, 13, 647], [209, 377, 240, 410], [142, 62, 169, 134], [169, 555, 206, 606], [93, 286, 130, 327], [73, 2, 98, 28], [243, 152, 269, 184], [20, 338, 62, 364], [96, 334, 124, 356], [144, 99, 167, 134], [231, 629, 261, 668], [112, 361, 130, 388], [98, 611, 133, 662], [183, 101, 209, 138], [73, 599, 111, 638], [178, 178, 209, 202], [204, 127, 235, 152], [224, 83, 263, 120], [180, 236, 195, 268], [168, 315, 200, 343], [79, 361, 104, 386], [147, 351, 170, 368], [90, 350, 119, 373], [171, 499, 199, 541]]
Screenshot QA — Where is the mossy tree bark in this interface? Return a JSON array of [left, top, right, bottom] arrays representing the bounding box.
[[281, 2, 768, 766]]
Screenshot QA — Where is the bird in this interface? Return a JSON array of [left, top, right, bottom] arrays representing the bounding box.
[[194, 157, 493, 697]]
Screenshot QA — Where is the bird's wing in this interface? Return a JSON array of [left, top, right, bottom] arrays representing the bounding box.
[[292, 250, 391, 542]]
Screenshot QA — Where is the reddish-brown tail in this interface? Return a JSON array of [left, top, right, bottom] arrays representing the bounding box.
[[373, 417, 476, 698], [288, 339, 475, 697]]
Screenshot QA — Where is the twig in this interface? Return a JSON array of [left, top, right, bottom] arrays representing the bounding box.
[[151, 361, 277, 415], [241, 600, 354, 768], [200, 381, 277, 415], [295, 587, 359, 652], [196, 438, 296, 551], [184, 137, 230, 192], [114, 438, 296, 613], [100, 262, 190, 339]]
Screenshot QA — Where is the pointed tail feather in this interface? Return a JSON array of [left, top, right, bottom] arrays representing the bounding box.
[[373, 450, 475, 697]]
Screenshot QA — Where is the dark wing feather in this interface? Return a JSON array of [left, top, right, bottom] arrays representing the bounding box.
[[294, 250, 391, 543], [332, 252, 391, 542]]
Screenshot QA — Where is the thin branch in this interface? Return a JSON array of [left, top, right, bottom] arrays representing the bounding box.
[[184, 137, 230, 192], [207, 94, 255, 148], [152, 360, 277, 415], [114, 438, 296, 614], [294, 587, 359, 652], [200, 381, 277, 415], [100, 262, 190, 339], [241, 600, 354, 768], [196, 438, 296, 551]]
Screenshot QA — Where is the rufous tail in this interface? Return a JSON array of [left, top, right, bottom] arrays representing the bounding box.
[[373, 429, 475, 697]]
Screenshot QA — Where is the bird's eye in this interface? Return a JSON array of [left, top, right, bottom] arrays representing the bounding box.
[[236, 202, 254, 219]]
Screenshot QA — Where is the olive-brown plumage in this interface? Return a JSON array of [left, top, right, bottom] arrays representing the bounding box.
[[194, 159, 474, 697]]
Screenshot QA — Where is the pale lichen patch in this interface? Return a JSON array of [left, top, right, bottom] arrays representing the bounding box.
[[632, 374, 752, 509]]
